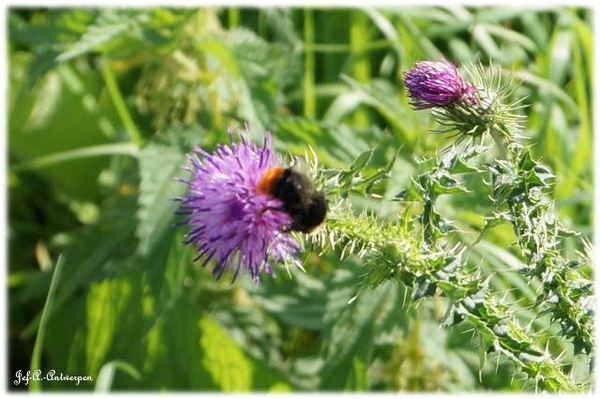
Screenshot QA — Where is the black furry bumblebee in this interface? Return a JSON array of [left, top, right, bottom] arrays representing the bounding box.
[[257, 166, 327, 233]]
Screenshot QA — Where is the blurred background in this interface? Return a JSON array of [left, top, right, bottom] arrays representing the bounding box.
[[7, 6, 592, 392]]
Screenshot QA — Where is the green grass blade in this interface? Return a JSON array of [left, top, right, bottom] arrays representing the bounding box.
[[94, 360, 142, 392], [479, 23, 537, 52], [350, 10, 371, 127], [10, 143, 138, 172], [555, 13, 592, 201], [364, 8, 401, 56], [227, 8, 240, 28], [303, 9, 316, 119], [395, 12, 440, 59], [29, 255, 65, 392]]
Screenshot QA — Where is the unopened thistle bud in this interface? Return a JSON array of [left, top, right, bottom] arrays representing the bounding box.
[[404, 60, 477, 109], [403, 60, 525, 149]]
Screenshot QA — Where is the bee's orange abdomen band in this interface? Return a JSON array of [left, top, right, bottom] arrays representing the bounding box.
[[257, 167, 284, 195]]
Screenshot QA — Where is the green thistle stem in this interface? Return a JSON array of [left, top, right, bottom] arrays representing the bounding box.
[[101, 59, 144, 147], [311, 198, 584, 392]]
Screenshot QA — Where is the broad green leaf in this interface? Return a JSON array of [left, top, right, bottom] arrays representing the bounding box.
[[56, 11, 140, 61], [42, 267, 145, 390], [135, 129, 194, 256], [249, 266, 327, 331], [85, 273, 144, 377], [200, 315, 293, 391], [141, 299, 216, 390], [320, 273, 398, 390], [9, 61, 117, 201]]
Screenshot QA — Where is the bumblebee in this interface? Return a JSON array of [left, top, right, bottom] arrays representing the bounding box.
[[257, 166, 327, 233]]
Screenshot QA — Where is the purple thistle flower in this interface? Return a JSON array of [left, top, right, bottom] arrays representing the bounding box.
[[404, 60, 476, 109], [175, 125, 302, 283]]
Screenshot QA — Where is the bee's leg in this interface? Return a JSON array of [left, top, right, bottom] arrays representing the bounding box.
[[260, 205, 285, 214], [260, 206, 295, 232]]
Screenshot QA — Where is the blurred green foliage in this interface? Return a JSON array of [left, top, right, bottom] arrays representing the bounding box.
[[8, 7, 592, 392]]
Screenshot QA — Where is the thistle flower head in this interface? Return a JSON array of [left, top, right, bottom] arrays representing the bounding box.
[[403, 59, 476, 109], [176, 125, 302, 283]]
